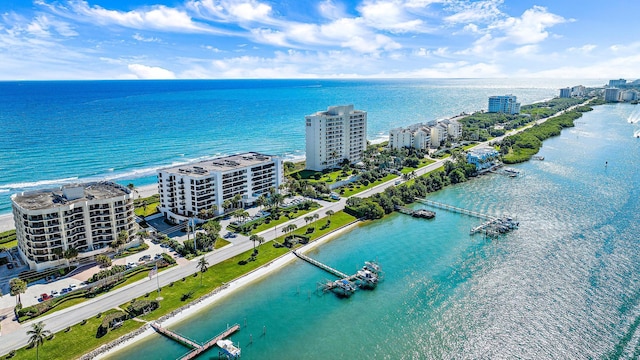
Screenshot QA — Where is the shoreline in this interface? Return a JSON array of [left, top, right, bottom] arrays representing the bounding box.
[[93, 221, 360, 359]]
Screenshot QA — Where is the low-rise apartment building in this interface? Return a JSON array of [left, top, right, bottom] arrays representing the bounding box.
[[157, 152, 283, 224], [11, 182, 136, 271]]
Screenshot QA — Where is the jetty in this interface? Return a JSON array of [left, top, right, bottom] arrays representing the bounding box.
[[395, 206, 435, 219], [150, 322, 241, 359], [293, 251, 382, 297]]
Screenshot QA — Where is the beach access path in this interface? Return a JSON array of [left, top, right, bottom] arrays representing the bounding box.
[[0, 99, 591, 356]]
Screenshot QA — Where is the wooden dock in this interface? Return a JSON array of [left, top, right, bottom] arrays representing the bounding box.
[[150, 322, 240, 360], [416, 199, 495, 221], [293, 251, 349, 278]]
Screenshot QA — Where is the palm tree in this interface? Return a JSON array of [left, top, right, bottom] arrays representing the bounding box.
[[197, 256, 209, 286], [325, 210, 334, 222], [111, 230, 128, 255], [9, 278, 27, 306], [51, 247, 63, 267], [313, 213, 319, 222], [249, 234, 260, 252], [256, 194, 268, 212], [303, 215, 313, 229], [209, 204, 218, 217], [27, 321, 51, 360], [64, 247, 78, 271], [222, 199, 233, 214]]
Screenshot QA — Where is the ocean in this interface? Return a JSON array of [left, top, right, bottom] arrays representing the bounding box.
[[0, 78, 603, 215], [108, 103, 640, 359]]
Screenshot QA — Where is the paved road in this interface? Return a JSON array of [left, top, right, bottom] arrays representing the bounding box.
[[0, 99, 591, 355]]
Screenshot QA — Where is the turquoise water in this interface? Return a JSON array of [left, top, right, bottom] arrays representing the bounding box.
[[109, 104, 640, 358], [0, 78, 602, 214]]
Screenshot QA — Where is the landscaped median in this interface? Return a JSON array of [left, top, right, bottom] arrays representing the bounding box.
[[6, 211, 357, 360]]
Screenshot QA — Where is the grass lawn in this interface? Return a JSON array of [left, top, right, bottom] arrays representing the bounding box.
[[400, 159, 435, 174], [134, 201, 160, 217], [0, 239, 17, 249], [339, 173, 398, 197], [294, 168, 349, 184], [11, 310, 144, 360], [250, 204, 321, 234], [9, 210, 358, 360], [214, 238, 231, 249]]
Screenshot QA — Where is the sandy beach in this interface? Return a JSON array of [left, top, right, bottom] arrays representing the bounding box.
[[93, 222, 359, 359]]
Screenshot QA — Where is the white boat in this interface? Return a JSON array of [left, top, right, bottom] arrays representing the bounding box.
[[356, 268, 379, 286], [217, 339, 241, 358], [364, 261, 381, 273]]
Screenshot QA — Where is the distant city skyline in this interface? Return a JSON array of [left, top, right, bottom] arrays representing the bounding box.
[[1, 0, 639, 80]]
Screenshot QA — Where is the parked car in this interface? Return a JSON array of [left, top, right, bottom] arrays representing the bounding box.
[[40, 293, 52, 301], [60, 288, 70, 294], [127, 262, 137, 269], [50, 290, 59, 297], [154, 253, 162, 260], [69, 284, 78, 290]]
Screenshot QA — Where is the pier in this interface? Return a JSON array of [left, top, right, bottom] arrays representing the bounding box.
[[416, 199, 518, 237], [416, 199, 495, 221], [293, 251, 382, 297], [150, 322, 241, 359], [293, 251, 349, 278]]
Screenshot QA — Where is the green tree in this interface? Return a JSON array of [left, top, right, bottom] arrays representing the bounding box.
[[26, 321, 51, 360], [202, 220, 221, 241], [9, 278, 27, 306], [197, 256, 209, 286], [51, 247, 63, 267], [249, 234, 260, 253], [64, 247, 78, 271], [111, 230, 128, 254], [325, 210, 334, 223], [96, 254, 112, 267]]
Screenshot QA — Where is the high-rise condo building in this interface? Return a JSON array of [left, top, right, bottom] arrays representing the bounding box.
[[488, 95, 521, 114], [305, 105, 367, 171], [157, 152, 283, 224], [604, 87, 621, 102], [11, 182, 136, 270]]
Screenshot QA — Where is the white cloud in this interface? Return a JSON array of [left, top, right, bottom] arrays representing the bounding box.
[[44, 0, 230, 34], [567, 44, 596, 54], [187, 0, 276, 24], [318, 0, 346, 20], [133, 33, 161, 42], [358, 0, 425, 33], [128, 64, 176, 79], [445, 0, 503, 24], [492, 6, 567, 45]]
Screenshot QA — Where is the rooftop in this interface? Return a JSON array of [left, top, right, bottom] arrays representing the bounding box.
[[12, 181, 130, 211], [160, 152, 277, 176]]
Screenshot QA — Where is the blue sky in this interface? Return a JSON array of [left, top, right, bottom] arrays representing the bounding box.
[[1, 0, 639, 80]]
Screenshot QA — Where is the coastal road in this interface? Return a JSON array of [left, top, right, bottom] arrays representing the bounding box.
[[0, 99, 592, 355]]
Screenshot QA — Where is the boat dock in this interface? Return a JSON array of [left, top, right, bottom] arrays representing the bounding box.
[[416, 199, 518, 237], [416, 199, 495, 221], [150, 322, 241, 359], [532, 155, 545, 160], [395, 206, 435, 219], [293, 251, 382, 297]]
